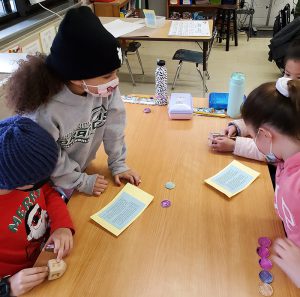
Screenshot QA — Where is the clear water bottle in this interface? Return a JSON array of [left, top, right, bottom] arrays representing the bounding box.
[[227, 72, 245, 118], [155, 59, 168, 106]]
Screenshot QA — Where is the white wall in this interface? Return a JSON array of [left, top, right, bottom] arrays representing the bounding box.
[[250, 0, 296, 27]]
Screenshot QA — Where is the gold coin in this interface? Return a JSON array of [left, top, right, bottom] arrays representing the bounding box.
[[258, 282, 273, 296]]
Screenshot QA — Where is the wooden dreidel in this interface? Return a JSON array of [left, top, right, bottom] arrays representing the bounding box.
[[47, 259, 67, 280]]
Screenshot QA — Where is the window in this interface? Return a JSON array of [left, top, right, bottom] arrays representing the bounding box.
[[0, 0, 17, 17], [0, 0, 72, 29]]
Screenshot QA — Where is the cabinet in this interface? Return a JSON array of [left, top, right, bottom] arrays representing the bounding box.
[[167, 2, 221, 18], [166, 1, 238, 18], [93, 0, 130, 17]]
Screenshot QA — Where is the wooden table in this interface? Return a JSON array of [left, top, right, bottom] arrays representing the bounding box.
[[100, 17, 213, 96], [26, 99, 299, 297]]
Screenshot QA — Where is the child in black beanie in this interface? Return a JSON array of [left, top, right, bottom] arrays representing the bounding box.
[[5, 7, 141, 198]]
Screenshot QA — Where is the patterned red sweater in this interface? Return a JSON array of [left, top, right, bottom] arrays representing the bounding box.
[[0, 183, 74, 277]]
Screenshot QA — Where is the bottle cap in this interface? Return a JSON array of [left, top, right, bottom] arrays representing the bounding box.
[[231, 72, 245, 84], [157, 59, 166, 66]]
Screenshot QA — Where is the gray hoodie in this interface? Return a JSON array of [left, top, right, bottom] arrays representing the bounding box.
[[28, 85, 128, 195]]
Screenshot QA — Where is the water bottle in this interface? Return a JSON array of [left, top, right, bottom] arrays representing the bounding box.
[[155, 59, 168, 106], [227, 72, 245, 118]]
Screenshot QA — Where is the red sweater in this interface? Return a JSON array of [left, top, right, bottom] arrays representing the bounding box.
[[0, 183, 74, 277]]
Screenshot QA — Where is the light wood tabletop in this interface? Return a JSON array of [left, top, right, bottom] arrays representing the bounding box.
[[26, 98, 299, 297], [100, 17, 214, 41]]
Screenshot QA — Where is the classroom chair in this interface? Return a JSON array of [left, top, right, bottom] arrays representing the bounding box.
[[171, 29, 217, 92], [122, 41, 145, 86]]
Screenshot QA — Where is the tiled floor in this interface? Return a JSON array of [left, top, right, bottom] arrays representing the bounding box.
[[0, 33, 280, 119], [118, 32, 280, 97]]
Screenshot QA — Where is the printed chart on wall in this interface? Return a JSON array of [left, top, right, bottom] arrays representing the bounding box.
[[40, 27, 56, 54], [91, 183, 154, 236], [205, 160, 260, 198], [22, 40, 42, 55]]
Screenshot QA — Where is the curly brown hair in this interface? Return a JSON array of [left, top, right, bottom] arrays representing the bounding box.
[[5, 53, 64, 114]]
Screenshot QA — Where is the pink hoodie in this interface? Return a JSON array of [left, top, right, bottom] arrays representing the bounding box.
[[275, 152, 300, 246]]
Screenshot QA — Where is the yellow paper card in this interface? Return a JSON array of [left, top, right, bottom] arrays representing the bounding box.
[[205, 160, 260, 198], [91, 183, 154, 236]]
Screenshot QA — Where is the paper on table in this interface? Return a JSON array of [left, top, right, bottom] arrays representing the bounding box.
[[103, 19, 145, 38], [168, 20, 210, 37], [90, 183, 154, 236], [205, 160, 260, 198], [0, 53, 27, 73]]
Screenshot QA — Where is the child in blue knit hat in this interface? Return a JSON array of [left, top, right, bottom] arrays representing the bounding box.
[[0, 116, 74, 296]]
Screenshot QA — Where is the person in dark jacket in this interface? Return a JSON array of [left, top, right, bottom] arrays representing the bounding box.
[[268, 17, 300, 70]]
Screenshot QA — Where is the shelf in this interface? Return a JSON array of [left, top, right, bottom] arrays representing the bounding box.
[[168, 4, 236, 8]]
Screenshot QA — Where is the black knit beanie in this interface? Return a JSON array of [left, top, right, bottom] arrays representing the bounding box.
[[46, 6, 122, 80]]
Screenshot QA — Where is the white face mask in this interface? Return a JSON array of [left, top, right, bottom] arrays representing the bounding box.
[[254, 129, 281, 164], [82, 77, 119, 98]]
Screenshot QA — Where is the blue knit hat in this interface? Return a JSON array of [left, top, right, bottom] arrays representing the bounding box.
[[0, 116, 58, 190]]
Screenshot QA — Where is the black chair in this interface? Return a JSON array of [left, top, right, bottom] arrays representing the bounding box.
[[122, 41, 144, 86], [171, 29, 217, 92]]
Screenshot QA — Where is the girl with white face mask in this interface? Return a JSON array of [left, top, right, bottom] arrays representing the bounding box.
[[5, 7, 141, 198], [241, 78, 300, 288], [210, 40, 300, 162]]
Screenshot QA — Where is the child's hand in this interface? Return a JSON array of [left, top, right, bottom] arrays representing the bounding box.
[[224, 125, 237, 137], [8, 267, 48, 296], [114, 169, 141, 187], [93, 175, 108, 196], [211, 137, 235, 152], [272, 238, 300, 288], [44, 228, 73, 261]]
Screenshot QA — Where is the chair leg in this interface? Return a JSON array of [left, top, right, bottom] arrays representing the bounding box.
[[206, 71, 210, 80], [172, 61, 183, 90], [124, 55, 136, 86], [136, 49, 145, 75], [196, 64, 208, 93], [177, 61, 183, 78]]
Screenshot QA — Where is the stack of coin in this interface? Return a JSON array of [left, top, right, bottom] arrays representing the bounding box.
[[257, 237, 274, 296]]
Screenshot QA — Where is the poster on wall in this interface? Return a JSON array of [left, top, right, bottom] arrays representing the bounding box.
[[22, 40, 42, 55], [40, 27, 56, 54]]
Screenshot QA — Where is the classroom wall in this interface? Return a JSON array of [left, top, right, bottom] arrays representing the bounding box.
[[252, 0, 296, 27]]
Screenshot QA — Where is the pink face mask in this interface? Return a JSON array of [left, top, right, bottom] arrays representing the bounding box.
[[82, 77, 119, 97]]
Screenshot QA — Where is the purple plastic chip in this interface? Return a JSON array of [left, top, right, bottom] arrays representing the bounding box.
[[259, 270, 273, 284], [259, 258, 273, 270], [161, 200, 171, 208], [258, 237, 272, 248], [257, 246, 271, 258]]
